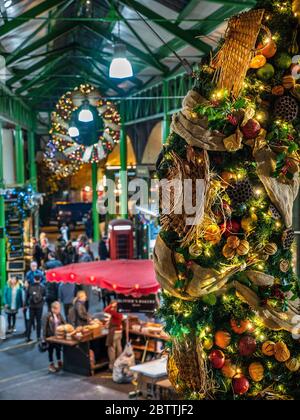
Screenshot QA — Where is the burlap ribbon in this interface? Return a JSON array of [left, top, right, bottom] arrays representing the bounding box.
[[171, 90, 227, 151], [252, 131, 300, 228], [154, 235, 300, 334]]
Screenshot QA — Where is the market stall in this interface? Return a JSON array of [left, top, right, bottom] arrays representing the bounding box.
[[45, 260, 166, 374], [47, 321, 108, 377]]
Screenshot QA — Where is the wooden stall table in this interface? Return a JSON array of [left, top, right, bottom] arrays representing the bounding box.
[[130, 358, 168, 399], [129, 328, 169, 362], [47, 330, 108, 377]]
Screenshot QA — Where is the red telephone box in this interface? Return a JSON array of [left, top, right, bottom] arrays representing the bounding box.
[[108, 219, 134, 260]]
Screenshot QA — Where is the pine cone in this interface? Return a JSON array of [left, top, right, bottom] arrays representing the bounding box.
[[282, 228, 295, 250], [269, 204, 281, 220], [227, 179, 254, 205]]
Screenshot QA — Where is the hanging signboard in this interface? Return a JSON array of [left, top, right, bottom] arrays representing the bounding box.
[[116, 294, 157, 314]]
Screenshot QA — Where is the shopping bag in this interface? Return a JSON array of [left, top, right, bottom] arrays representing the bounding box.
[[0, 314, 6, 340]]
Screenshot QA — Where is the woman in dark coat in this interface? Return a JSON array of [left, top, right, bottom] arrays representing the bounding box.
[[72, 291, 92, 327], [43, 301, 65, 373]]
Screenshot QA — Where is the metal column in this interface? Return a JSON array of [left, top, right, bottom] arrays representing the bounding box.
[[15, 126, 25, 185], [162, 79, 170, 145], [92, 162, 100, 243], [0, 123, 6, 300], [28, 130, 37, 190], [120, 101, 128, 219]]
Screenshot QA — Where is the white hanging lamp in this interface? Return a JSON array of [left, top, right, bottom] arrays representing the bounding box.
[[109, 43, 133, 79], [68, 124, 80, 138], [109, 17, 133, 79], [78, 100, 94, 123]]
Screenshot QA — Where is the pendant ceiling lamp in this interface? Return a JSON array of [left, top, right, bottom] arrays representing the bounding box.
[[68, 123, 80, 138], [109, 43, 133, 79], [109, 15, 133, 79], [78, 100, 94, 123]]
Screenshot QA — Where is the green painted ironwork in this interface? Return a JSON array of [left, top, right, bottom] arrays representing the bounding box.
[[92, 163, 100, 243], [124, 72, 194, 125], [118, 0, 212, 54], [162, 79, 170, 144], [0, 122, 6, 301], [0, 0, 67, 38], [28, 130, 37, 191], [0, 84, 33, 129], [15, 126, 25, 186], [6, 22, 77, 66], [120, 101, 128, 219]]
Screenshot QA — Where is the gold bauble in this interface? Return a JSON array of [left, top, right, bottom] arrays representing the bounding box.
[[249, 362, 264, 382], [274, 342, 291, 363], [227, 236, 240, 250], [236, 240, 250, 256], [203, 338, 214, 351], [204, 225, 222, 245], [241, 214, 258, 232]]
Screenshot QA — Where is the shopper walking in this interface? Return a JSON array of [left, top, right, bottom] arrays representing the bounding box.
[[26, 261, 45, 285], [4, 277, 23, 334], [44, 253, 62, 312], [99, 237, 109, 260], [22, 280, 30, 336], [40, 232, 50, 263], [26, 274, 46, 343], [62, 241, 76, 265], [70, 291, 91, 327], [104, 301, 124, 371], [43, 301, 65, 373], [59, 282, 75, 321], [32, 238, 43, 268], [60, 223, 70, 243]]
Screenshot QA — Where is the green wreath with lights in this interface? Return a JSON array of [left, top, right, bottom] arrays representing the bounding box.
[[47, 84, 121, 167]]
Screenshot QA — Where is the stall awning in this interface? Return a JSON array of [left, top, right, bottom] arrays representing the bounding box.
[[46, 260, 159, 297]]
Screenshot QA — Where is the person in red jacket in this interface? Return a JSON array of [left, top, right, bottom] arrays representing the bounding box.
[[104, 301, 124, 370]]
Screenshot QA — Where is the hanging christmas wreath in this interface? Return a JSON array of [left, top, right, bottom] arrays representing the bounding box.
[[46, 84, 121, 169]]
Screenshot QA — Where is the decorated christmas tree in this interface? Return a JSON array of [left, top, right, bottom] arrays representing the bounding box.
[[155, 0, 300, 400]]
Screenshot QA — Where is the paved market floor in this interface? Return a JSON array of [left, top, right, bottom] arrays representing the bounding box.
[[0, 294, 134, 400]]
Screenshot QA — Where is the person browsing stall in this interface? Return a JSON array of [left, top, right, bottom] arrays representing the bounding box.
[[70, 291, 92, 327], [104, 301, 124, 371]]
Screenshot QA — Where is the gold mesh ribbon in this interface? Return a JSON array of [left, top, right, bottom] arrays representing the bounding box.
[[213, 9, 265, 98]]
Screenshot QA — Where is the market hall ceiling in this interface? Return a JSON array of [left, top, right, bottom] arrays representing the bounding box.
[[0, 0, 256, 110]]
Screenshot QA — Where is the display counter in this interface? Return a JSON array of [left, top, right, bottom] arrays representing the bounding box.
[[128, 320, 169, 361], [47, 329, 108, 377]]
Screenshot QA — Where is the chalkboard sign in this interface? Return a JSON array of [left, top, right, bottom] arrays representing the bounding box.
[[117, 294, 157, 314], [7, 260, 26, 272]]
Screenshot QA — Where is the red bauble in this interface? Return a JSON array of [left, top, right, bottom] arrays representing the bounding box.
[[220, 220, 241, 238], [209, 350, 225, 369], [239, 336, 257, 357], [241, 119, 261, 140], [232, 376, 250, 395]]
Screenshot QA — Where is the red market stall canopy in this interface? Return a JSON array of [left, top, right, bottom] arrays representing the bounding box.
[[46, 260, 160, 297]]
